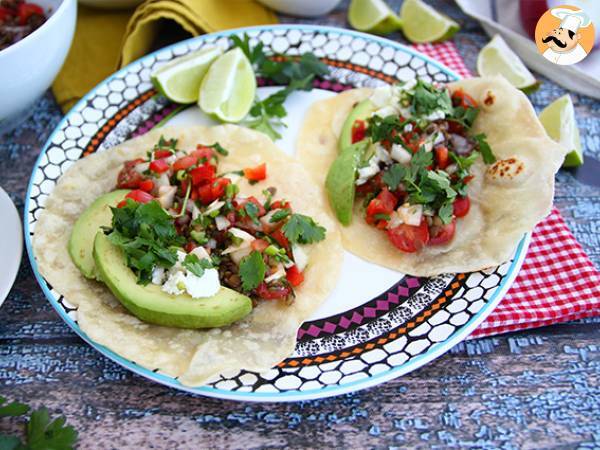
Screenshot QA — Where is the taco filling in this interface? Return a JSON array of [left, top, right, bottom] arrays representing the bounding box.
[[328, 79, 497, 253]]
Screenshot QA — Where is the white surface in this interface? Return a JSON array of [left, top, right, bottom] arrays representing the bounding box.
[[257, 0, 343, 17], [78, 0, 142, 8], [166, 87, 406, 321], [0, 187, 23, 307], [455, 0, 600, 99], [0, 0, 77, 133]]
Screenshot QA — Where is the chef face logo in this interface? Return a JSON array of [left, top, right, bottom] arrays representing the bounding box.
[[535, 5, 595, 65]]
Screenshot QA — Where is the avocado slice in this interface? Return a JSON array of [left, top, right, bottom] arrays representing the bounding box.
[[93, 232, 252, 329], [326, 141, 369, 226], [338, 99, 375, 152], [68, 190, 129, 279]]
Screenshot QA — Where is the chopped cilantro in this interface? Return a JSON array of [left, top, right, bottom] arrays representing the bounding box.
[[208, 142, 229, 156], [282, 214, 326, 245], [373, 213, 391, 221], [473, 134, 496, 164], [450, 105, 479, 128], [438, 200, 455, 225], [244, 202, 261, 225], [269, 208, 291, 223], [239, 251, 266, 291], [411, 80, 453, 118], [106, 200, 184, 285], [382, 164, 407, 191], [366, 115, 403, 144], [183, 254, 213, 278]]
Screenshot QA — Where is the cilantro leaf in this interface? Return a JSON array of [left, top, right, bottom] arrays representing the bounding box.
[[426, 171, 457, 198], [382, 164, 407, 191], [0, 397, 29, 417], [411, 80, 453, 118], [239, 251, 266, 291], [244, 202, 261, 225], [366, 115, 404, 144], [183, 254, 213, 278], [438, 200, 455, 225], [269, 208, 291, 223], [0, 435, 21, 450], [207, 142, 229, 156], [450, 105, 479, 128], [107, 200, 184, 285], [282, 214, 326, 245], [473, 134, 496, 164], [26, 407, 78, 450], [230, 34, 266, 66]]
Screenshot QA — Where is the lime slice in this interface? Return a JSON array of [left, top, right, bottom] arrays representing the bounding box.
[[198, 47, 256, 123], [539, 94, 583, 168], [400, 0, 459, 43], [477, 35, 539, 92], [151, 46, 223, 104], [348, 0, 402, 35]]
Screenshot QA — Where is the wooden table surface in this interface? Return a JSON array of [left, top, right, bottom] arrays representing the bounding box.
[[1, 1, 599, 448]]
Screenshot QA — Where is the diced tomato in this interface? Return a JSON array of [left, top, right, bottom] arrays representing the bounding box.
[[435, 146, 449, 169], [270, 200, 290, 210], [251, 238, 269, 252], [172, 155, 198, 171], [463, 175, 474, 184], [139, 179, 154, 192], [429, 220, 456, 246], [116, 159, 145, 189], [149, 158, 170, 174], [117, 200, 128, 208], [125, 189, 154, 204], [197, 177, 230, 205], [184, 241, 198, 253], [192, 145, 214, 162], [387, 219, 430, 253], [153, 150, 172, 159], [270, 230, 289, 249], [453, 196, 470, 218], [211, 177, 230, 200], [0, 7, 12, 21], [286, 265, 304, 287], [366, 188, 397, 226], [243, 163, 267, 182], [351, 119, 367, 144], [356, 172, 385, 196], [17, 2, 44, 25], [256, 282, 291, 300], [189, 162, 215, 185], [452, 89, 478, 109]]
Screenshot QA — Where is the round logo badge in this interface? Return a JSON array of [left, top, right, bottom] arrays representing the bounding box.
[[535, 4, 596, 65]]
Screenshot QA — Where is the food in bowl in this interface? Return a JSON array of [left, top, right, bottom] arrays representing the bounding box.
[[0, 0, 48, 51]]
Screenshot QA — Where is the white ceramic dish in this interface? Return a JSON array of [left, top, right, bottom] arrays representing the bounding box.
[[0, 0, 76, 134], [257, 0, 343, 17], [0, 187, 22, 307], [78, 0, 142, 9]]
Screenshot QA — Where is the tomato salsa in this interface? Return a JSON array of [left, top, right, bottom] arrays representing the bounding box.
[[0, 0, 47, 51], [353, 79, 496, 253]]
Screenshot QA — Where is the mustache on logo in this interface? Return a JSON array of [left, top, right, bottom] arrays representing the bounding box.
[[542, 35, 567, 48]]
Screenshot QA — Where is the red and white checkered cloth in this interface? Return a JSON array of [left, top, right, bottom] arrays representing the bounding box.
[[413, 42, 600, 338]]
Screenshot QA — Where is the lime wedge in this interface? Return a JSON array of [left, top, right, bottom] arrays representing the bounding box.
[[199, 47, 256, 123], [348, 0, 402, 35], [400, 0, 459, 43], [539, 94, 583, 168], [151, 46, 223, 104], [477, 35, 539, 92]]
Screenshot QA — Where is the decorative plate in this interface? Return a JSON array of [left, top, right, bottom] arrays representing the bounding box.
[[25, 25, 529, 402]]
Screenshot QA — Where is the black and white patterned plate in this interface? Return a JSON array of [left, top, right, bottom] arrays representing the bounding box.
[[25, 25, 529, 401]]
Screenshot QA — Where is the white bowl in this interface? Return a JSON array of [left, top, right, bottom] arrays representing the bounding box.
[[0, 0, 77, 133], [257, 0, 343, 17], [78, 0, 143, 9]]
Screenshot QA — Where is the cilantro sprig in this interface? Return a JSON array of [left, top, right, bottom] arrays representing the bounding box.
[[0, 397, 78, 450], [106, 200, 185, 285], [239, 251, 266, 291], [231, 34, 329, 140], [282, 214, 326, 245], [183, 253, 213, 278]]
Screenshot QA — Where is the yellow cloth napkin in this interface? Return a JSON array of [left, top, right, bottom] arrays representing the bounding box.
[[52, 0, 277, 112]]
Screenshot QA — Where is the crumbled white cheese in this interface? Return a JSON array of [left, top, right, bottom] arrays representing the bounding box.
[[183, 268, 220, 298], [292, 244, 309, 272], [162, 270, 186, 296], [151, 267, 166, 285], [356, 159, 381, 186], [398, 203, 423, 226], [390, 144, 412, 165]]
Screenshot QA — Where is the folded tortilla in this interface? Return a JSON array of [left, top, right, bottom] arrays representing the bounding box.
[[33, 125, 342, 386], [297, 76, 567, 276]]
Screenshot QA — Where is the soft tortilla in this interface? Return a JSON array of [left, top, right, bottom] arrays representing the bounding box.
[[297, 76, 567, 276], [33, 125, 342, 386]]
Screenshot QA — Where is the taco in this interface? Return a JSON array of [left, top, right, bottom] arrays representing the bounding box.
[[297, 76, 567, 276], [33, 125, 342, 386]]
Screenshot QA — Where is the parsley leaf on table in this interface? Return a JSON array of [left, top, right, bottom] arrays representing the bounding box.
[[239, 251, 266, 291], [282, 214, 326, 245], [106, 200, 184, 285]]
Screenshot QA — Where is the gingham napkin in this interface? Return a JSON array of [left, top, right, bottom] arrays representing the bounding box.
[[413, 42, 600, 338]]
